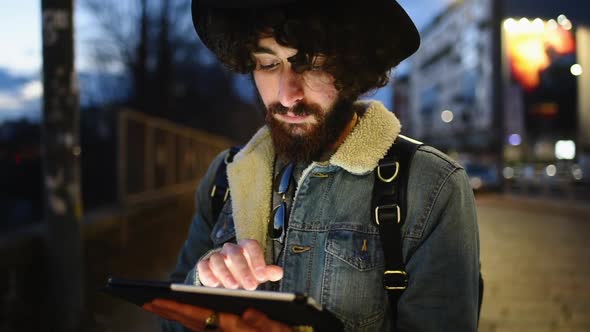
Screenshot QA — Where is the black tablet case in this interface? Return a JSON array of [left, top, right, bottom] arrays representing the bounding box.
[[102, 277, 343, 331]]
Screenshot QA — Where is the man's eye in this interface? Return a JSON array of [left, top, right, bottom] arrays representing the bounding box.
[[258, 63, 279, 71]]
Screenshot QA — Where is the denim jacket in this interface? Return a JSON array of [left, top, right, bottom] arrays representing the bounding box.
[[163, 101, 480, 332]]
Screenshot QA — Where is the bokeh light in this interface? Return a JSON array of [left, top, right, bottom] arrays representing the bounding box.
[[441, 110, 454, 123], [570, 64, 583, 76], [508, 134, 522, 146], [545, 164, 557, 177]]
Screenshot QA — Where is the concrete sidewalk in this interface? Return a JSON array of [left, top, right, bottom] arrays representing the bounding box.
[[476, 194, 590, 332]]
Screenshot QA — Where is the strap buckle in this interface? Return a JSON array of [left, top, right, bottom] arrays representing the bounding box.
[[377, 161, 399, 183], [383, 270, 408, 290], [374, 204, 401, 225]]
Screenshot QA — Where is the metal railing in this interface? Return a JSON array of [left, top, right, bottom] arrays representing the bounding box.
[[117, 110, 233, 205]]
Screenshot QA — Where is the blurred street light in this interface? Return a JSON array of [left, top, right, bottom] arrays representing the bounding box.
[[470, 177, 483, 190], [557, 15, 567, 25], [503, 166, 515, 179], [532, 18, 544, 32], [555, 140, 576, 160], [441, 110, 454, 123], [547, 19, 558, 30], [572, 165, 583, 181], [503, 18, 518, 32], [545, 164, 557, 177], [519, 17, 531, 30], [571, 64, 583, 76], [508, 133, 522, 146], [558, 14, 573, 30]]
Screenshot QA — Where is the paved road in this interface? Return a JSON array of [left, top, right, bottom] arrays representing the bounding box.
[[91, 194, 590, 331], [477, 194, 590, 332]]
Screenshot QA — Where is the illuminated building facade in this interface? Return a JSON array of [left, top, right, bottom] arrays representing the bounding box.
[[403, 0, 495, 153], [397, 0, 589, 187]]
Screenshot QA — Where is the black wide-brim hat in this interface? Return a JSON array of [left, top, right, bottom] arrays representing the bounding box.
[[191, 0, 420, 69]]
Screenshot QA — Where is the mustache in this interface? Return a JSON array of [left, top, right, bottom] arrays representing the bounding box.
[[268, 102, 321, 117]]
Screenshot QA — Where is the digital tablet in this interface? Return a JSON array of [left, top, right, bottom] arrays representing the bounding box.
[[102, 277, 343, 331]]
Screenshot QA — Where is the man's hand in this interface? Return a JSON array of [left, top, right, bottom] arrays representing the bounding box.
[[197, 239, 283, 290], [143, 299, 293, 332]]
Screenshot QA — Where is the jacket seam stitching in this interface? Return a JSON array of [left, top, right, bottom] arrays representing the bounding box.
[[418, 167, 461, 238], [417, 147, 464, 170]]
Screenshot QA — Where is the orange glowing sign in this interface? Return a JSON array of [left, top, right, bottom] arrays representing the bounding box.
[[504, 18, 576, 91]]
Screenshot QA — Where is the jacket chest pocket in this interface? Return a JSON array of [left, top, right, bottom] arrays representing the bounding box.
[[210, 200, 236, 246], [326, 228, 384, 271], [322, 227, 388, 330]]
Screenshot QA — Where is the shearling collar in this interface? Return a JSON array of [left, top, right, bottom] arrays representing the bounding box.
[[226, 100, 401, 256]]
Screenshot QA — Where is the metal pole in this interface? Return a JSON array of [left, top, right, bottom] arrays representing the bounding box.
[[41, 0, 85, 331]]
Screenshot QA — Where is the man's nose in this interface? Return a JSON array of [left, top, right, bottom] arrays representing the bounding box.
[[278, 67, 304, 108]]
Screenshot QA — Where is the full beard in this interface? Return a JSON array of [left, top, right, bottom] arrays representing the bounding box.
[[265, 99, 355, 162]]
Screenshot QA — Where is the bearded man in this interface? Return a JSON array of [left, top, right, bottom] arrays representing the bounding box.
[[143, 1, 481, 331]]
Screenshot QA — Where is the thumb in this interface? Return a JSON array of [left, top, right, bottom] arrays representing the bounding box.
[[264, 265, 284, 282]]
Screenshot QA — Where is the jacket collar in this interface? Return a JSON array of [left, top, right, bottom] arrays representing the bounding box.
[[226, 100, 401, 254], [330, 101, 401, 174]]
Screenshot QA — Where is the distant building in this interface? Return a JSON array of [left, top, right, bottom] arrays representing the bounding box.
[[392, 73, 414, 137], [402, 0, 495, 154]]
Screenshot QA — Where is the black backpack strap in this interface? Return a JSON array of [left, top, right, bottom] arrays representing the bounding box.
[[371, 135, 422, 323], [210, 146, 241, 222]]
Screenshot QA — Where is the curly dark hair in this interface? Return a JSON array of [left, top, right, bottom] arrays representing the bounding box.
[[200, 2, 404, 101]]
